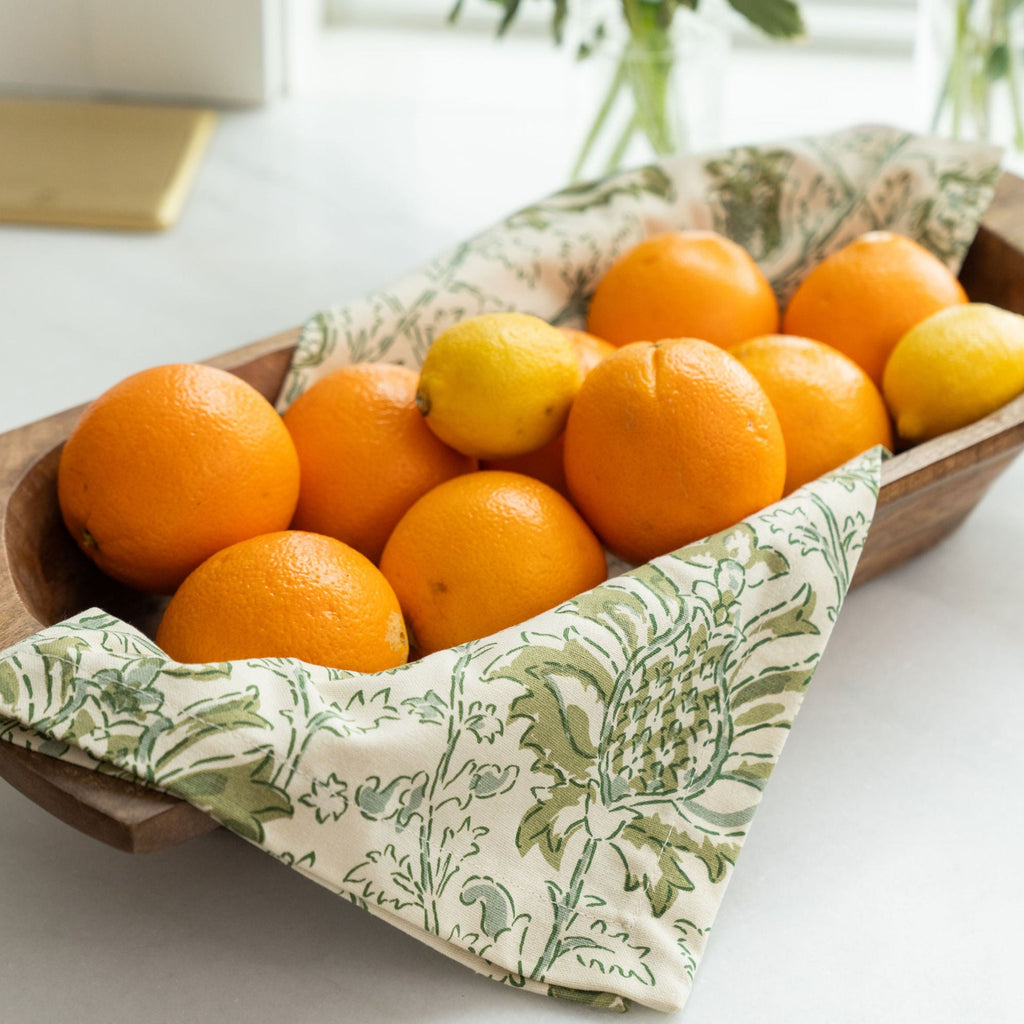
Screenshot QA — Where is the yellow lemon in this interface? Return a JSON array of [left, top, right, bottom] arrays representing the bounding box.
[[883, 303, 1024, 442], [416, 313, 583, 459]]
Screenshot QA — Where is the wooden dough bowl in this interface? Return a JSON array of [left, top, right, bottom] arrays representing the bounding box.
[[3, 174, 1024, 854]]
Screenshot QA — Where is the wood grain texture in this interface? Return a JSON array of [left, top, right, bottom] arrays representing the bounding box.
[[0, 328, 300, 851], [3, 176, 1024, 854], [0, 743, 219, 853]]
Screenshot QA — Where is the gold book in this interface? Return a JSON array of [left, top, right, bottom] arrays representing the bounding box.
[[0, 97, 216, 231]]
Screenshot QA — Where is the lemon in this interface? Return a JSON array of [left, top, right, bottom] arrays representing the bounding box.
[[883, 303, 1024, 442], [416, 313, 583, 459]]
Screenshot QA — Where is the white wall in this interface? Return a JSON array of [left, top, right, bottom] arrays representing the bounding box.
[[0, 0, 282, 105]]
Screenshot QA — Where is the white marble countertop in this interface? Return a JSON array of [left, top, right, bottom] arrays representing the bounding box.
[[1, 43, 1023, 1023]]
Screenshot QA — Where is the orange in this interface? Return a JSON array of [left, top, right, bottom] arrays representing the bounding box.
[[730, 334, 894, 494], [282, 363, 476, 563], [379, 471, 607, 656], [57, 363, 300, 594], [586, 231, 779, 348], [156, 531, 409, 671], [482, 328, 617, 496], [782, 231, 968, 387], [563, 338, 786, 564], [560, 328, 620, 373]]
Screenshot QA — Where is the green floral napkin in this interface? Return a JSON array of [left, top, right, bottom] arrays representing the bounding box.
[[2, 453, 879, 1013], [279, 124, 1001, 405], [0, 125, 1005, 1014]]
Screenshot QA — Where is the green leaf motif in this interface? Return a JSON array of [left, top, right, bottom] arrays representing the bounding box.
[[503, 640, 612, 782], [504, 165, 675, 231], [344, 844, 423, 912], [672, 917, 709, 983], [470, 763, 518, 798], [459, 876, 525, 939], [33, 635, 90, 717], [730, 661, 815, 709], [751, 583, 820, 640], [614, 813, 739, 917], [356, 771, 430, 831], [317, 685, 401, 736], [175, 753, 293, 843], [682, 522, 789, 584], [464, 700, 503, 743], [92, 662, 164, 717], [0, 661, 19, 706], [559, 917, 655, 986], [734, 701, 787, 728], [441, 758, 518, 810], [548, 985, 629, 1011], [278, 850, 317, 869], [402, 690, 448, 724], [435, 818, 488, 887], [517, 782, 589, 869], [705, 147, 796, 260], [614, 816, 696, 917], [725, 756, 776, 791]]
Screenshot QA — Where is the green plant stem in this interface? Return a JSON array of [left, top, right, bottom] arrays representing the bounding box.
[[952, 0, 972, 137], [570, 55, 629, 182], [934, 0, 1024, 148], [1007, 32, 1024, 147], [604, 109, 641, 174]]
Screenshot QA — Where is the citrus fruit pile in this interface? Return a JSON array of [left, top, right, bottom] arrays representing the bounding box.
[[57, 228, 1024, 671]]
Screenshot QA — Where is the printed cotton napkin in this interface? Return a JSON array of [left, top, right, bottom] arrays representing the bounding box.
[[1, 454, 879, 1013], [278, 124, 1001, 404], [0, 125, 1004, 1013]]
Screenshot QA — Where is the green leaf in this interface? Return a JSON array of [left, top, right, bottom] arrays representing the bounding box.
[[734, 701, 787, 727], [614, 813, 739, 916], [726, 756, 775, 790], [559, 917, 655, 985], [459, 876, 521, 938], [516, 782, 588, 869], [434, 817, 488, 894], [682, 521, 789, 583], [356, 771, 429, 830], [752, 583, 820, 639], [502, 640, 611, 781], [494, 0, 523, 37], [442, 759, 519, 808], [614, 815, 696, 917], [548, 986, 629, 1011], [464, 700, 503, 743], [570, 585, 651, 652], [731, 662, 815, 708], [470, 763, 519, 798], [0, 661, 20, 706], [176, 753, 292, 843], [985, 43, 1011, 82], [504, 165, 674, 230], [726, 0, 805, 39], [402, 690, 447, 724], [703, 148, 795, 260], [344, 844, 422, 912], [154, 687, 273, 771], [35, 635, 90, 709]]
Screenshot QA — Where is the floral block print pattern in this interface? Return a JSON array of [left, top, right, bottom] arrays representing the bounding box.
[[277, 125, 1002, 407], [1, 451, 881, 1013]]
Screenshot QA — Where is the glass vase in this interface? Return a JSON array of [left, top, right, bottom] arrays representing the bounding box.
[[569, 9, 730, 183], [918, 0, 1024, 152]]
